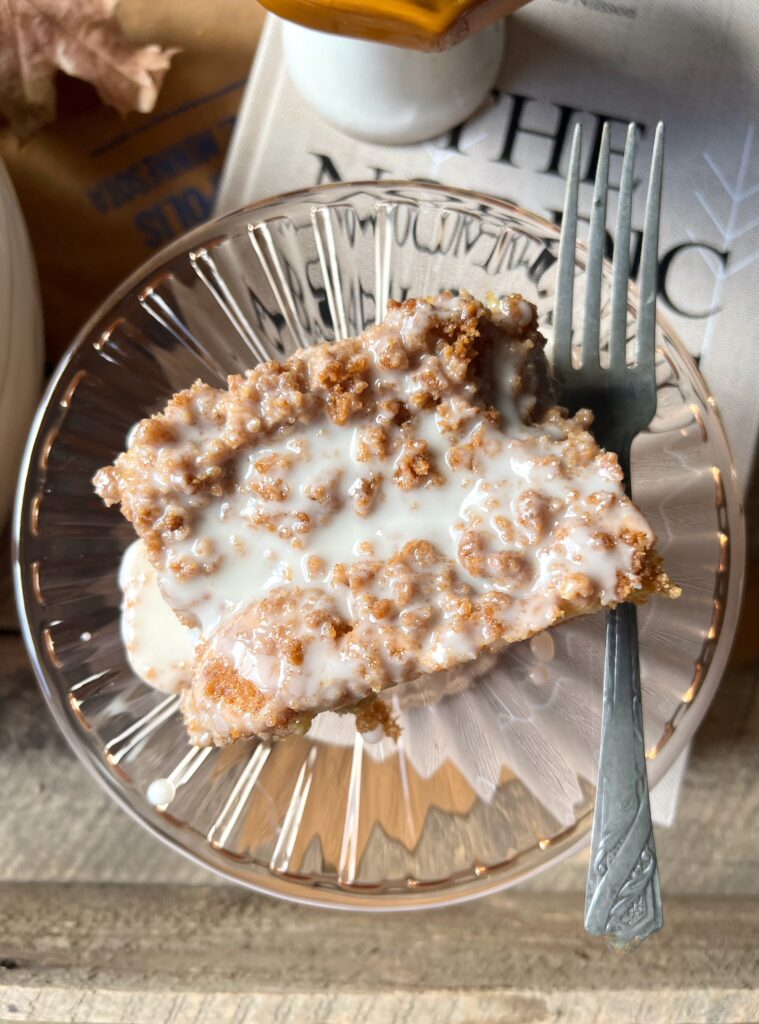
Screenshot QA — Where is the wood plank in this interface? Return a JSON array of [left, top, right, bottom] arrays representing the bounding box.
[[0, 633, 212, 887], [3, 985, 758, 1024], [1, 886, 758, 1023]]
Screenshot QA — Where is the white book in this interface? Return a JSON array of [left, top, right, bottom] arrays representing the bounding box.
[[216, 3, 759, 824], [218, 4, 759, 492]]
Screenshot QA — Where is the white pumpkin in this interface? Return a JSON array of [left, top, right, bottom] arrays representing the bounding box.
[[0, 161, 44, 531]]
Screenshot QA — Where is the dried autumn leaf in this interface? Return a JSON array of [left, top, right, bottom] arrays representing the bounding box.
[[0, 0, 178, 139]]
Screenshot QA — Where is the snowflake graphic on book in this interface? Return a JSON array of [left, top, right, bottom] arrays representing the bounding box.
[[689, 124, 759, 352]]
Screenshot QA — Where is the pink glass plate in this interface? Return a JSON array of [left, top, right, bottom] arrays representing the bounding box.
[[14, 182, 744, 909]]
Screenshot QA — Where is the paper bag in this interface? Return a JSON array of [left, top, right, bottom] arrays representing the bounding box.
[[0, 0, 265, 361]]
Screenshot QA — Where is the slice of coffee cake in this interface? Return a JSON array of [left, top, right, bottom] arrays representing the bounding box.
[[96, 292, 676, 745]]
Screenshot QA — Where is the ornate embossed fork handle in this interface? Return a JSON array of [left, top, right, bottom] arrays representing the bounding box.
[[553, 121, 665, 945]]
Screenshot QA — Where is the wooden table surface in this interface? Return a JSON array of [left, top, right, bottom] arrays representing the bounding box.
[[2, 0, 756, 1019], [1, 482, 758, 1024]]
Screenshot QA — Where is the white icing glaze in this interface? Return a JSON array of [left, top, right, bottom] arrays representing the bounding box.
[[361, 726, 386, 744], [158, 412, 644, 654], [112, 294, 658, 733], [530, 631, 555, 662], [146, 777, 176, 807], [119, 540, 197, 693]]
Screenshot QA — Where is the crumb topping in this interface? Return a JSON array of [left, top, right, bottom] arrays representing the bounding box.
[[99, 291, 678, 746]]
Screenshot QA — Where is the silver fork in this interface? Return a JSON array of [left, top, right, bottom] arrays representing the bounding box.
[[553, 120, 665, 946]]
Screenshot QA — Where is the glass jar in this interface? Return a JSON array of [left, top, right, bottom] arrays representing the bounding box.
[[263, 1, 534, 143]]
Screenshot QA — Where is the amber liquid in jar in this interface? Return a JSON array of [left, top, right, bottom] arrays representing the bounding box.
[[259, 0, 533, 51]]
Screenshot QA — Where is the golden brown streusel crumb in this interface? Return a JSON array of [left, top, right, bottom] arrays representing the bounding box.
[[353, 696, 402, 741], [331, 562, 349, 587], [350, 473, 384, 517], [305, 555, 326, 578], [393, 432, 444, 490], [515, 490, 551, 545], [354, 423, 388, 463]]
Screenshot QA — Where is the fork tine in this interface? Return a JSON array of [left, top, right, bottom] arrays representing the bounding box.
[[637, 122, 664, 372], [581, 122, 610, 368], [609, 124, 637, 370], [553, 123, 582, 375]]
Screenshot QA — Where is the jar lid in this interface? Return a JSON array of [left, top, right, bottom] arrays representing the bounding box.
[[259, 0, 533, 50]]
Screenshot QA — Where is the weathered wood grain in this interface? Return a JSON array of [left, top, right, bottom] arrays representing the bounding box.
[[4, 986, 759, 1024], [1, 886, 758, 1024], [0, 633, 212, 886]]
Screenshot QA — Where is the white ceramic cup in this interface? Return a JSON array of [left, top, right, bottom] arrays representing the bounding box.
[[281, 17, 505, 145]]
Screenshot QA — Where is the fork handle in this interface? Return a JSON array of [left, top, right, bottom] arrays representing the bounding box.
[[584, 599, 663, 946]]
